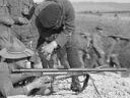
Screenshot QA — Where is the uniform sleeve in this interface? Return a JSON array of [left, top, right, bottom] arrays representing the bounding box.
[[55, 0, 75, 48], [7, 0, 21, 20], [27, 11, 40, 50]]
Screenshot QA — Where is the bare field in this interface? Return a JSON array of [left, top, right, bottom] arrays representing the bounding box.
[[75, 13, 130, 38], [72, 2, 130, 12], [73, 2, 130, 34]]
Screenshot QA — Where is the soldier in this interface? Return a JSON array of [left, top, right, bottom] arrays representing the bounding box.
[[7, 0, 35, 49], [86, 32, 107, 66], [0, 62, 52, 97], [31, 0, 87, 92], [80, 31, 109, 67], [0, 31, 52, 97], [0, 0, 51, 94], [7, 0, 43, 69]]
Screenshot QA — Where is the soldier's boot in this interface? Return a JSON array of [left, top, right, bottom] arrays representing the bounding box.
[[70, 76, 82, 92]]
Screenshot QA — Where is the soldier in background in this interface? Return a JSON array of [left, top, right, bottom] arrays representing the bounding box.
[[80, 31, 109, 67]]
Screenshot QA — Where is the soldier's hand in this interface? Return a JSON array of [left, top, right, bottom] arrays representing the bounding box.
[[22, 8, 30, 16], [17, 17, 29, 25], [41, 41, 57, 60]]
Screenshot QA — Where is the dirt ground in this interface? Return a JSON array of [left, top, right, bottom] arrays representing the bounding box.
[[8, 72, 130, 98]]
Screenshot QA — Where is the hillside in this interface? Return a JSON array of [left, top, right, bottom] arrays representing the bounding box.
[[73, 2, 130, 35], [72, 2, 130, 12]]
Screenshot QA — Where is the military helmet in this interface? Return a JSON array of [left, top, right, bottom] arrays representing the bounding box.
[[37, 1, 61, 29], [0, 31, 34, 59]]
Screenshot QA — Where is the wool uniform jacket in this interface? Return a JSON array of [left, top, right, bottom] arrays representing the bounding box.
[[30, 0, 75, 48], [7, 0, 36, 49]]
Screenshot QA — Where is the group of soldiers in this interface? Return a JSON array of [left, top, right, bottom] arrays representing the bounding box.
[[0, 0, 110, 97], [0, 0, 91, 97]]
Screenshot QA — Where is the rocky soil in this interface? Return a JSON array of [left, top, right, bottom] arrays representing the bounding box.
[[8, 72, 130, 98]]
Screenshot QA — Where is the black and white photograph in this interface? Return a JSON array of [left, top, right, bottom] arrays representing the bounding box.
[[0, 0, 130, 98]]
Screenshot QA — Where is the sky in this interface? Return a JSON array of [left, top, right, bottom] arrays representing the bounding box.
[[70, 0, 130, 3], [34, 0, 130, 3]]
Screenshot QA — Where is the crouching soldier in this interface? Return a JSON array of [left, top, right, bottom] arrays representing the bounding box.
[[31, 0, 88, 92], [0, 31, 52, 97]]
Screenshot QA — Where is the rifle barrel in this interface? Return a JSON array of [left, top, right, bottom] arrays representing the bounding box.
[[12, 68, 128, 73]]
